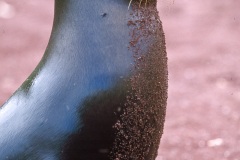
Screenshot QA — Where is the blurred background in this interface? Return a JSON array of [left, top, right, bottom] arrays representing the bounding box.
[[0, 0, 240, 159]]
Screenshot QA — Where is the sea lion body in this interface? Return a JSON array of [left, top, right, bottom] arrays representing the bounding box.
[[0, 0, 167, 159]]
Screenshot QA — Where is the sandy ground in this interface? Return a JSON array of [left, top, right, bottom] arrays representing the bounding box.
[[0, 0, 240, 159]]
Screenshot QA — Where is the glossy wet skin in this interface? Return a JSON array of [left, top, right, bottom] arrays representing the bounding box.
[[0, 0, 167, 159]]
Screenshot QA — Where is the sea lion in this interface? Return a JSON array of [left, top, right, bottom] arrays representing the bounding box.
[[0, 0, 167, 159]]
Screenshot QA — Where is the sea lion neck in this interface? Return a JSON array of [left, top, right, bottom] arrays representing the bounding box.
[[0, 1, 167, 159], [16, 0, 135, 95], [43, 0, 132, 62]]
